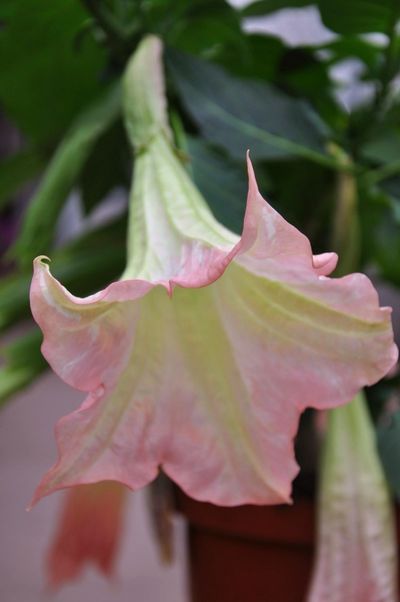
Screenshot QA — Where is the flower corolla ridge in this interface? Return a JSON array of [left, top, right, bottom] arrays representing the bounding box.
[[29, 35, 397, 508]]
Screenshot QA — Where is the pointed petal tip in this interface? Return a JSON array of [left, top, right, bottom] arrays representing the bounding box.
[[27, 478, 52, 510], [245, 152, 258, 193], [34, 254, 51, 265], [26, 485, 50, 511], [33, 255, 51, 271], [312, 252, 338, 276], [27, 484, 49, 511]]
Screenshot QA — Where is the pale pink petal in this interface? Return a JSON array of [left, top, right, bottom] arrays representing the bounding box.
[[307, 394, 397, 602], [234, 157, 397, 409], [47, 481, 127, 588], [30, 159, 397, 508], [312, 252, 338, 276], [31, 284, 296, 506], [30, 257, 153, 392]]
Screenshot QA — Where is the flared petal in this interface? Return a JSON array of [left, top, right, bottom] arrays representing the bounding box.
[[307, 394, 397, 602], [47, 481, 127, 588], [31, 281, 298, 506], [234, 157, 397, 410], [30, 257, 154, 392]]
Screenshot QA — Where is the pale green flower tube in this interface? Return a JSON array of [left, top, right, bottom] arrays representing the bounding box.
[[307, 392, 398, 602]]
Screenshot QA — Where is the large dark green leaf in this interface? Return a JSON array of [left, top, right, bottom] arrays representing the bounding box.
[[12, 84, 121, 267], [167, 49, 333, 166], [381, 176, 400, 203], [187, 137, 247, 233], [168, 15, 242, 60], [0, 150, 45, 210], [319, 37, 383, 72], [265, 159, 335, 239], [0, 328, 47, 408], [0, 0, 107, 144], [361, 129, 400, 220], [362, 130, 400, 164], [165, 1, 243, 61], [377, 411, 400, 500], [79, 120, 130, 213], [372, 208, 400, 285], [0, 217, 126, 331], [229, 34, 285, 81], [318, 0, 397, 35], [147, 0, 240, 36], [241, 0, 313, 17]]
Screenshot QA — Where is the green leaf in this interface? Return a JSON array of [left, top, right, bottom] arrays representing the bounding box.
[[0, 272, 32, 332], [12, 84, 122, 267], [377, 411, 400, 500], [166, 5, 243, 61], [167, 49, 334, 167], [0, 217, 126, 331], [164, 0, 284, 80], [319, 37, 383, 72], [147, 0, 240, 36], [362, 130, 400, 164], [0, 329, 47, 408], [0, 150, 45, 210], [317, 0, 397, 35], [228, 34, 285, 81], [265, 159, 335, 238], [186, 137, 247, 234], [241, 0, 313, 17], [372, 208, 400, 285], [0, 0, 107, 144], [79, 120, 130, 213], [381, 176, 400, 201]]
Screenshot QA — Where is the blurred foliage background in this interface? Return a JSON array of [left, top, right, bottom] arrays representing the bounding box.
[[1, 0, 400, 496]]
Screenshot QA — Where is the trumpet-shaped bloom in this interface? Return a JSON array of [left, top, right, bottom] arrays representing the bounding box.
[[307, 393, 398, 602], [29, 36, 397, 508], [47, 481, 127, 587]]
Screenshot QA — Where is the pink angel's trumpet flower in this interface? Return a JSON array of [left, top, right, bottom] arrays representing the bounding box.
[[29, 36, 397, 509], [307, 393, 398, 602], [47, 481, 127, 588]]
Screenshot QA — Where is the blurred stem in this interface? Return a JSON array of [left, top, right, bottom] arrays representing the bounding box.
[[373, 4, 400, 115], [331, 155, 360, 276], [81, 0, 129, 61], [170, 111, 188, 154], [169, 110, 192, 172], [364, 158, 400, 187]]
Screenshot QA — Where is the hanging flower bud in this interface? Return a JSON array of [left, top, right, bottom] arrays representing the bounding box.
[[47, 481, 127, 588]]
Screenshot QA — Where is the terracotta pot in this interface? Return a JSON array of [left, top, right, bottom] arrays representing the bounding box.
[[175, 488, 316, 602]]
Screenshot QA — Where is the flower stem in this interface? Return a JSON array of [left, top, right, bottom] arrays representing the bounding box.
[[331, 153, 360, 276]]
